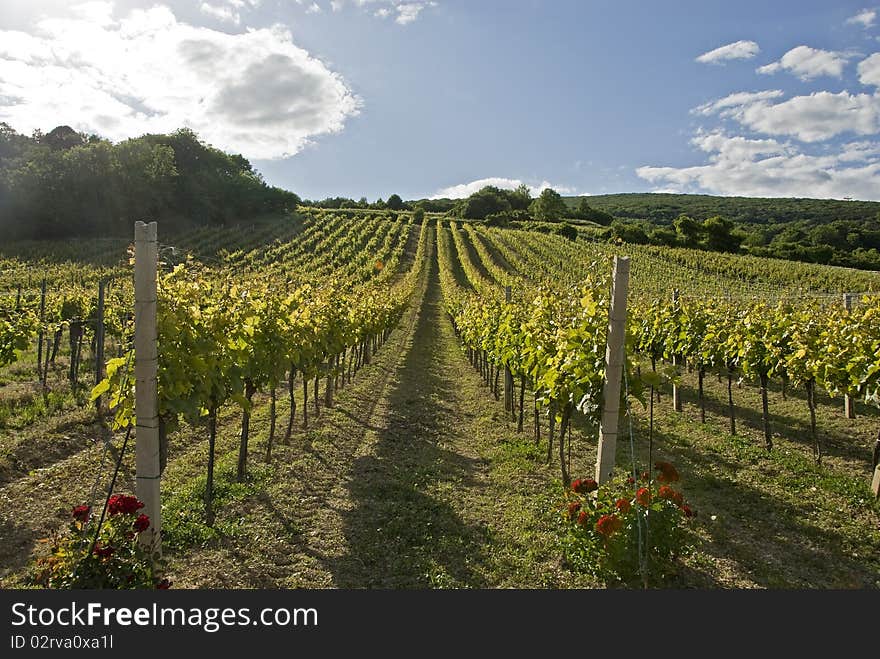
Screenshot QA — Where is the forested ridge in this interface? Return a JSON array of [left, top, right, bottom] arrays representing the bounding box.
[[0, 124, 300, 240]]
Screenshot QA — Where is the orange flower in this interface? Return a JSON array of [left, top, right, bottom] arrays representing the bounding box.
[[655, 461, 680, 483], [595, 514, 622, 538], [615, 498, 631, 514], [635, 487, 651, 507]]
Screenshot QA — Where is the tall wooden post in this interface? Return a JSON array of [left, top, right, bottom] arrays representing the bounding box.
[[503, 286, 513, 414], [94, 279, 105, 412], [134, 221, 161, 557], [36, 278, 46, 381], [843, 294, 855, 419], [672, 289, 682, 412], [596, 256, 630, 484]]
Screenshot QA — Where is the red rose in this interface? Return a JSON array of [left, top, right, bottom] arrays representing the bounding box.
[[93, 543, 114, 558], [133, 514, 151, 533], [576, 510, 590, 527], [595, 514, 622, 538], [635, 487, 651, 507], [72, 505, 91, 523], [572, 478, 598, 494], [108, 494, 144, 516], [615, 498, 631, 514], [682, 504, 694, 517], [658, 485, 677, 501]]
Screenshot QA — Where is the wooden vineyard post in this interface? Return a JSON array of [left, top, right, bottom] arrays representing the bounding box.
[[843, 294, 855, 419], [36, 278, 46, 382], [672, 289, 682, 413], [94, 279, 105, 412], [503, 286, 514, 415], [134, 221, 161, 558], [873, 435, 880, 498], [595, 256, 631, 484]]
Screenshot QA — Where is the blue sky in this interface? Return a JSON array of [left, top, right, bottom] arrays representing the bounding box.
[[1, 1, 879, 200]]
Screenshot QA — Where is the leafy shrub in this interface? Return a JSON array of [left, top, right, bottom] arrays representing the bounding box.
[[30, 494, 168, 589], [560, 463, 694, 585]]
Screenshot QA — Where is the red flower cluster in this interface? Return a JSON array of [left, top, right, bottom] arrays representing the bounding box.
[[635, 487, 651, 507], [156, 578, 172, 590], [72, 505, 91, 523], [681, 505, 694, 517], [108, 495, 144, 516], [567, 501, 582, 520], [655, 461, 680, 483], [626, 476, 635, 485], [93, 543, 114, 558], [615, 498, 631, 514], [576, 510, 590, 527], [658, 485, 685, 507], [595, 514, 623, 538], [133, 514, 151, 533], [571, 478, 598, 494]]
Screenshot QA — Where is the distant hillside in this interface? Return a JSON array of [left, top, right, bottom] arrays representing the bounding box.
[[563, 193, 880, 225]]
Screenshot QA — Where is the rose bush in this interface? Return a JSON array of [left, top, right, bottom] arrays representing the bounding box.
[[31, 493, 168, 589], [560, 462, 695, 585]]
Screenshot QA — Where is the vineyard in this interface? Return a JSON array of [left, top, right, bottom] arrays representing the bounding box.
[[1, 210, 879, 588]]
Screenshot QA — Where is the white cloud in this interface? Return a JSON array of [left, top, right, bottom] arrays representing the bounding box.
[[695, 40, 760, 64], [0, 4, 361, 160], [858, 52, 880, 86], [431, 177, 574, 199], [695, 88, 880, 143], [693, 90, 785, 116], [199, 2, 240, 24], [637, 132, 880, 200], [306, 3, 322, 14], [757, 45, 849, 80], [336, 1, 436, 24], [395, 2, 435, 25], [199, 0, 260, 24], [70, 1, 115, 25], [846, 8, 877, 28]]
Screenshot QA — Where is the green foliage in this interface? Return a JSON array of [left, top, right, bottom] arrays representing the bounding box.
[[529, 188, 568, 221], [454, 186, 512, 220], [560, 469, 694, 585], [30, 495, 164, 589], [573, 197, 613, 225], [0, 125, 300, 240], [386, 194, 406, 211]]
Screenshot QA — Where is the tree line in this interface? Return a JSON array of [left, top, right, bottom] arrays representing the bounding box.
[[0, 124, 300, 240]]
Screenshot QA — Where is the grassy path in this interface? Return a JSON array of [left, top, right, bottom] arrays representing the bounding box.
[[164, 229, 588, 588]]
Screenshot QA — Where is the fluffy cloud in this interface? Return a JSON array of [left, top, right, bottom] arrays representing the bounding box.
[[692, 90, 785, 116], [0, 4, 360, 160], [199, 0, 260, 24], [858, 52, 880, 86], [431, 177, 574, 199], [637, 132, 880, 200], [846, 8, 877, 28], [695, 40, 760, 64], [757, 45, 849, 80], [696, 88, 880, 142], [339, 1, 437, 24]]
